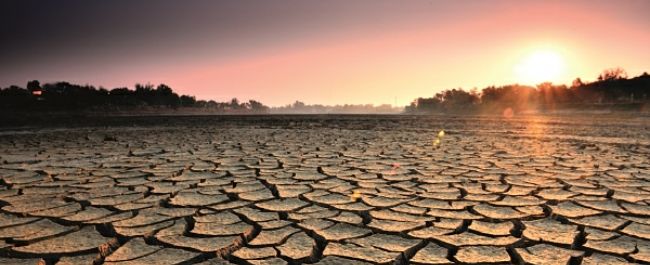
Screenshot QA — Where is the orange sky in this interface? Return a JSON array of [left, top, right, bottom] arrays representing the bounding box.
[[1, 0, 648, 106]]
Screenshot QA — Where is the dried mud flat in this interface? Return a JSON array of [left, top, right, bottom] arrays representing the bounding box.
[[0, 115, 649, 265]]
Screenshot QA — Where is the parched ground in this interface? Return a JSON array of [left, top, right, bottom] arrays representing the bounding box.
[[0, 115, 649, 265]]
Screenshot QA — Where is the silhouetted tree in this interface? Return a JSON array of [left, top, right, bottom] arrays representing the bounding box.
[[293, 101, 306, 109], [154, 84, 180, 107], [598, 67, 627, 81], [180, 95, 196, 107], [27, 80, 41, 93], [571, 78, 584, 88], [248, 100, 268, 113], [1, 81, 269, 113], [405, 68, 650, 114]]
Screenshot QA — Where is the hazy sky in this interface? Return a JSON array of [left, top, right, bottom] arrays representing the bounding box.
[[1, 0, 648, 106]]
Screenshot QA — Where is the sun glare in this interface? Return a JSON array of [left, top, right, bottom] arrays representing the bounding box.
[[514, 50, 566, 85]]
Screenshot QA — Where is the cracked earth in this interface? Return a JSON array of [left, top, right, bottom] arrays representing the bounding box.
[[0, 115, 649, 265]]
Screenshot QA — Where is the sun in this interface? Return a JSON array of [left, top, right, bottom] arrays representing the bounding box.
[[514, 50, 566, 85]]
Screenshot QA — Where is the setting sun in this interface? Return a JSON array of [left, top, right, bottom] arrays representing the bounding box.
[[514, 50, 567, 85]]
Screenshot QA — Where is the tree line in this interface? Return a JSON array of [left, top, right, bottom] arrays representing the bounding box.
[[271, 101, 402, 114], [405, 68, 650, 114], [0, 81, 269, 113], [3, 68, 647, 115]]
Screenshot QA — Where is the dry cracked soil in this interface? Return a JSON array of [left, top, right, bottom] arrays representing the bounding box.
[[0, 114, 649, 265]]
